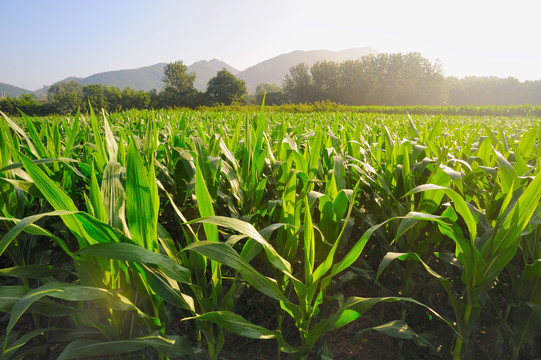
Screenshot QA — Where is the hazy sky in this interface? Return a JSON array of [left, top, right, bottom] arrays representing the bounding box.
[[1, 0, 539, 91]]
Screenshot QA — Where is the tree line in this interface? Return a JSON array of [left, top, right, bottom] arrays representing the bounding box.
[[0, 62, 248, 116], [2, 53, 541, 116], [268, 53, 541, 106]]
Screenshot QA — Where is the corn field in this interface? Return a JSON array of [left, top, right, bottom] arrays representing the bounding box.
[[0, 106, 540, 360]]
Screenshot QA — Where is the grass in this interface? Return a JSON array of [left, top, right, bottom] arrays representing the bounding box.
[[0, 106, 540, 359]]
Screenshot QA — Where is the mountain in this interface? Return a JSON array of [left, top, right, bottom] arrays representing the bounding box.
[[34, 59, 240, 97], [190, 59, 240, 90], [237, 47, 379, 92], [0, 82, 32, 98], [74, 63, 166, 91], [9, 47, 379, 97]]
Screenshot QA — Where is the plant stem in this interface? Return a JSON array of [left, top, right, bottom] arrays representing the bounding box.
[[453, 294, 474, 360]]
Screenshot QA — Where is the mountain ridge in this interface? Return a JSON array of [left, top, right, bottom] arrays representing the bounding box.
[[0, 82, 33, 98], [2, 47, 379, 97]]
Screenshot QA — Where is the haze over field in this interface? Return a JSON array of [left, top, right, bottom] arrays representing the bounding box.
[[1, 0, 540, 91]]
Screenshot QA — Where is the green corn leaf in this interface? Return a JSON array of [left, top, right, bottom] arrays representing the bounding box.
[[88, 165, 107, 222], [0, 265, 73, 279], [188, 216, 291, 273], [185, 311, 298, 354], [102, 111, 118, 162], [0, 178, 41, 198], [22, 116, 49, 158], [483, 170, 541, 279], [0, 327, 60, 360], [407, 114, 420, 138], [17, 152, 92, 247], [126, 140, 158, 251], [376, 251, 461, 318], [304, 198, 315, 283], [494, 149, 518, 194], [478, 136, 492, 166], [405, 184, 477, 242], [0, 285, 31, 313], [0, 111, 40, 159], [142, 265, 195, 312], [308, 129, 323, 179], [0, 158, 86, 180], [2, 284, 100, 347], [308, 295, 453, 350], [62, 111, 80, 158], [362, 320, 440, 353], [89, 105, 107, 170], [0, 286, 77, 317], [78, 242, 191, 284], [195, 160, 218, 242], [4, 281, 155, 348], [393, 212, 449, 244], [0, 211, 79, 258], [101, 161, 129, 233], [184, 241, 291, 304], [518, 127, 537, 157], [57, 335, 203, 360]]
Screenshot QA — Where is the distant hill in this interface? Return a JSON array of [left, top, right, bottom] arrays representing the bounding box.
[[190, 59, 240, 90], [6, 47, 380, 97], [34, 59, 239, 96], [0, 82, 32, 98], [237, 47, 379, 92], [74, 63, 166, 91]]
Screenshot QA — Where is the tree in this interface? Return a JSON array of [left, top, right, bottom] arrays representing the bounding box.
[[256, 83, 282, 95], [311, 61, 341, 102], [338, 60, 367, 105], [256, 83, 285, 105], [47, 81, 83, 114], [359, 53, 446, 105], [283, 63, 313, 103], [121, 87, 150, 110], [206, 68, 247, 105], [448, 76, 525, 105], [103, 86, 122, 111], [161, 60, 199, 107], [162, 61, 196, 93], [83, 84, 108, 111]]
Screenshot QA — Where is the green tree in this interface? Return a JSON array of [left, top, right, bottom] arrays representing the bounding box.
[[338, 60, 367, 105], [162, 60, 196, 93], [206, 68, 247, 105], [448, 76, 525, 105], [360, 53, 446, 105], [160, 60, 200, 107], [47, 81, 83, 114], [83, 85, 108, 111], [121, 87, 151, 109], [103, 86, 122, 111], [255, 83, 285, 105], [256, 83, 282, 95], [283, 63, 313, 103], [311, 61, 341, 102]]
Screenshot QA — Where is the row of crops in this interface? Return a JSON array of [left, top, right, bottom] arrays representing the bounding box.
[[0, 107, 540, 359]]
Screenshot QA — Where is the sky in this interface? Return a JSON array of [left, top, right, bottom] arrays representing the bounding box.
[[1, 0, 540, 91]]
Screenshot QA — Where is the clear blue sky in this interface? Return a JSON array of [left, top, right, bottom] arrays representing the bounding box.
[[1, 0, 539, 90]]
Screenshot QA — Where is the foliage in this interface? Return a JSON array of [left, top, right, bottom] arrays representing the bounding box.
[[283, 62, 314, 103], [162, 60, 197, 94], [4, 52, 541, 118], [2, 107, 540, 360], [206, 68, 247, 105], [448, 76, 541, 105], [0, 94, 50, 117], [282, 53, 446, 105], [47, 81, 84, 114], [256, 83, 285, 105]]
